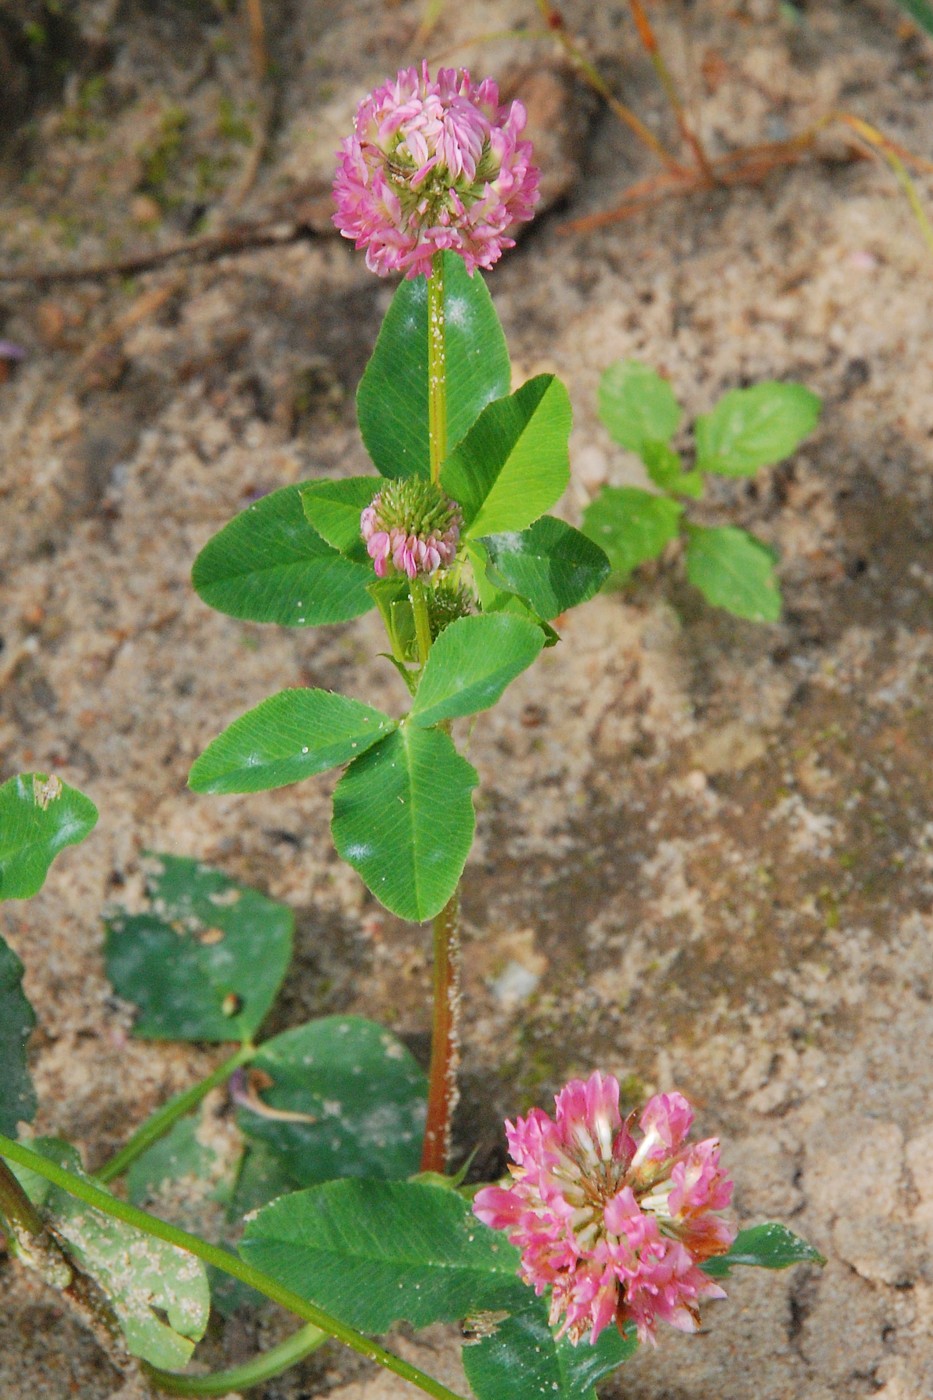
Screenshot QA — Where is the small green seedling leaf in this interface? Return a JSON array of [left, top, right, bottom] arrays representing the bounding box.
[[702, 1223, 826, 1277], [300, 476, 383, 560], [581, 487, 683, 582], [686, 525, 782, 621], [0, 773, 98, 901], [358, 250, 511, 479], [332, 727, 477, 922], [463, 1292, 637, 1400], [192, 484, 374, 626], [104, 855, 293, 1042], [442, 375, 572, 537], [642, 442, 704, 499], [695, 382, 821, 477], [410, 614, 544, 727], [240, 1179, 526, 1333], [189, 689, 394, 794], [11, 1139, 210, 1369], [237, 1016, 427, 1186], [0, 933, 36, 1135], [598, 359, 681, 454], [483, 516, 611, 619]]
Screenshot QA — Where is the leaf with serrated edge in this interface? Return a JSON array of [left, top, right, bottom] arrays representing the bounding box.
[[686, 525, 781, 622], [695, 382, 821, 477], [483, 517, 611, 619], [0, 933, 36, 1134], [581, 487, 683, 582], [189, 689, 394, 794], [598, 359, 681, 454], [104, 855, 293, 1042], [192, 484, 374, 626], [11, 1139, 209, 1369], [237, 1016, 426, 1185], [410, 614, 544, 727], [241, 1179, 526, 1332], [332, 727, 477, 922], [358, 251, 511, 479], [0, 773, 98, 901], [442, 375, 572, 537]]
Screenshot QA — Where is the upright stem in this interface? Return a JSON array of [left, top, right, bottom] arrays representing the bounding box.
[[410, 577, 433, 667], [0, 1134, 467, 1400], [94, 1042, 255, 1184], [420, 890, 461, 1173], [427, 251, 447, 484]]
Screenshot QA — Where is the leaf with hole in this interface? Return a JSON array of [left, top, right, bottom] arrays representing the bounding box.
[[192, 484, 374, 626], [0, 773, 98, 902], [240, 1178, 526, 1333], [0, 934, 36, 1136], [442, 375, 572, 537], [236, 1016, 427, 1186], [409, 614, 544, 727], [11, 1138, 210, 1369], [332, 726, 477, 922], [189, 689, 394, 794], [300, 476, 383, 560], [702, 1223, 826, 1276], [463, 1292, 637, 1400], [357, 250, 511, 479], [695, 382, 821, 477], [685, 525, 782, 621], [483, 517, 611, 619], [104, 855, 293, 1042], [598, 359, 681, 454], [581, 487, 683, 582]]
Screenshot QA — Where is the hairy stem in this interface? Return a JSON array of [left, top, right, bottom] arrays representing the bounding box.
[[144, 1322, 326, 1396], [420, 890, 461, 1173], [427, 251, 447, 483], [0, 1135, 467, 1400], [94, 1042, 256, 1184]]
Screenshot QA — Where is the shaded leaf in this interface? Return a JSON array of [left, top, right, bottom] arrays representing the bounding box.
[[104, 855, 293, 1042], [192, 484, 374, 627], [410, 614, 544, 728], [237, 1016, 426, 1186], [189, 689, 394, 794], [695, 382, 821, 477], [598, 359, 680, 454], [442, 376, 572, 537], [483, 517, 610, 619], [463, 1292, 637, 1400], [332, 727, 477, 922], [685, 525, 782, 622], [467, 542, 560, 646], [300, 477, 383, 560], [240, 1179, 525, 1332], [0, 933, 36, 1135], [12, 1139, 209, 1369], [703, 1223, 826, 1277], [0, 773, 98, 902], [581, 487, 683, 581], [357, 251, 511, 479]]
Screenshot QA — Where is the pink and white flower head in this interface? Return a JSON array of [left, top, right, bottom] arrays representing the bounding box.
[[333, 63, 539, 279], [361, 478, 461, 581], [473, 1073, 736, 1347]]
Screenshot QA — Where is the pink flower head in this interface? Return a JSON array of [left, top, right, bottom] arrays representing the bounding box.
[[333, 63, 539, 279], [473, 1073, 736, 1348], [360, 477, 461, 581]]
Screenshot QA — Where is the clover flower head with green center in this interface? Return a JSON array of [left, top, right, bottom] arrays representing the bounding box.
[[473, 1073, 736, 1347], [360, 478, 462, 581], [333, 62, 539, 279]]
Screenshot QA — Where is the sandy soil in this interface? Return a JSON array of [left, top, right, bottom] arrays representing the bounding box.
[[1, 1, 932, 1397]]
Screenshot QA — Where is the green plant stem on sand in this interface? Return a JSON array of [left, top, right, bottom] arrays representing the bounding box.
[[94, 1042, 256, 1184], [144, 1323, 326, 1396], [0, 1134, 468, 1400], [427, 250, 447, 483]]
